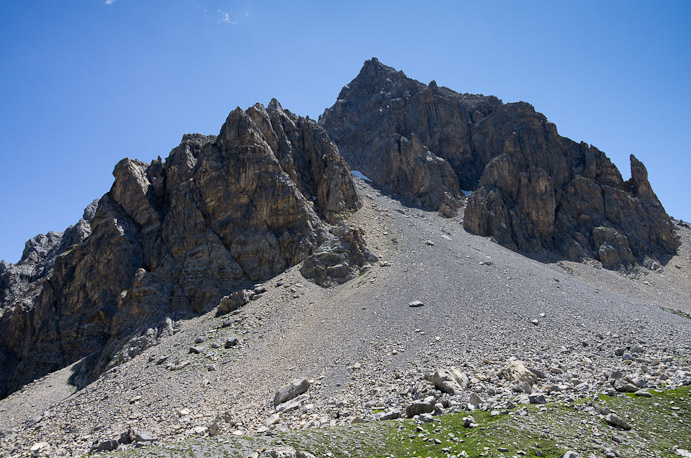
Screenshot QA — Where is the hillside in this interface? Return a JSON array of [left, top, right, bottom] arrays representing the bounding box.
[[0, 59, 689, 457], [1, 177, 690, 456]]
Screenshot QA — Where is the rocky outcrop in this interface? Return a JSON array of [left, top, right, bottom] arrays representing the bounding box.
[[321, 58, 679, 266], [300, 223, 378, 287], [0, 100, 364, 399]]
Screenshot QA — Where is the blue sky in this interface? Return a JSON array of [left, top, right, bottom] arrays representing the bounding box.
[[1, 1, 690, 263]]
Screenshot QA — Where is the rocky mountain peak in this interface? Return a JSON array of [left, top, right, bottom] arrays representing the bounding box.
[[0, 100, 372, 400], [321, 59, 679, 268]]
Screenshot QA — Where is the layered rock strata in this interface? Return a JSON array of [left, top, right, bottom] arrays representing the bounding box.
[[321, 58, 679, 266], [0, 100, 368, 399]]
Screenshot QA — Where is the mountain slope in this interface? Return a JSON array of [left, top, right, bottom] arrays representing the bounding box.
[[1, 177, 689, 457]]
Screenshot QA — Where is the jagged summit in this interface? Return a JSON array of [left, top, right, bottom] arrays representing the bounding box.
[[0, 100, 372, 400], [321, 58, 679, 268]]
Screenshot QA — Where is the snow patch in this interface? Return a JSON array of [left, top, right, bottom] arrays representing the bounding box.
[[351, 170, 372, 182]]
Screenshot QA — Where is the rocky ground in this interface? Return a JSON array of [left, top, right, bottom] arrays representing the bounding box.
[[1, 177, 690, 457]]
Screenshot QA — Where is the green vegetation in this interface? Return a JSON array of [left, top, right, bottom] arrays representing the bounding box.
[[98, 386, 691, 457]]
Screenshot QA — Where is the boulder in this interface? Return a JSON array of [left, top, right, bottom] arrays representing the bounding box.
[[499, 360, 538, 386], [405, 395, 436, 418], [426, 367, 469, 395], [300, 223, 378, 287], [217, 290, 253, 314], [274, 378, 311, 407]]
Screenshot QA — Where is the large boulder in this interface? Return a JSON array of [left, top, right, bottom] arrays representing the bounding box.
[[425, 367, 469, 395], [274, 378, 311, 407]]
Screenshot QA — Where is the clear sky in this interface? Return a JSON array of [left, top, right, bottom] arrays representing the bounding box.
[[1, 1, 690, 263]]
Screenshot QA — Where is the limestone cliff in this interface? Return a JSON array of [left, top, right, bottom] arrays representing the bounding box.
[[0, 101, 369, 399], [320, 58, 679, 267]]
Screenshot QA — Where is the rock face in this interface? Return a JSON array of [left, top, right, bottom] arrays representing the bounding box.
[[321, 58, 679, 266], [0, 100, 364, 399]]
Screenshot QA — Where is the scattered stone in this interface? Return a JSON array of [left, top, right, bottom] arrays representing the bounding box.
[[374, 409, 401, 421], [562, 452, 580, 458], [468, 392, 484, 407], [265, 413, 281, 426], [634, 389, 652, 397], [218, 290, 253, 314], [606, 413, 632, 430], [189, 346, 203, 354], [167, 360, 190, 371], [274, 379, 311, 407], [529, 393, 547, 404], [89, 439, 118, 453], [30, 442, 51, 457], [426, 367, 469, 394], [408, 300, 424, 307], [406, 396, 436, 417], [499, 360, 537, 386], [224, 337, 240, 348]]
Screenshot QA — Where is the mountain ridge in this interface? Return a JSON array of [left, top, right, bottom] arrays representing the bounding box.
[[0, 59, 685, 447], [320, 58, 679, 268]]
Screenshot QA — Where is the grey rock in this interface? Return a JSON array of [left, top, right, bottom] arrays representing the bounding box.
[[90, 439, 119, 453], [418, 413, 435, 423], [408, 300, 425, 307], [300, 223, 378, 287], [613, 378, 638, 393], [425, 367, 468, 394], [499, 360, 538, 386], [218, 290, 253, 314], [373, 409, 401, 421], [606, 413, 632, 430], [405, 395, 436, 418], [224, 337, 240, 348], [529, 393, 547, 404], [468, 392, 485, 407], [274, 378, 310, 407]]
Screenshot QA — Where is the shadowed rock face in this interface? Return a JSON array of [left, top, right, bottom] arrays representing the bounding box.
[[321, 58, 679, 266], [0, 100, 366, 399]]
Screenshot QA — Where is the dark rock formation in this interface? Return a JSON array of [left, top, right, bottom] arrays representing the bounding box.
[[321, 58, 679, 266], [0, 100, 366, 399], [300, 223, 378, 287]]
